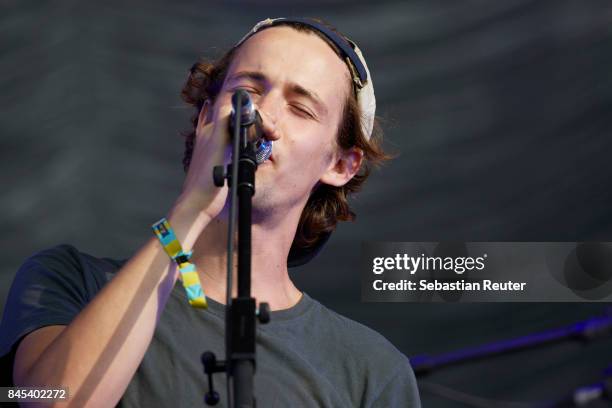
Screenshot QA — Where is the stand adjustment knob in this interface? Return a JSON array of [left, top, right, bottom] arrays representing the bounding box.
[[201, 351, 223, 406], [204, 390, 220, 406], [257, 302, 270, 324], [213, 165, 226, 187]]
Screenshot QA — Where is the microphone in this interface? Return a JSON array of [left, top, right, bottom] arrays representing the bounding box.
[[229, 90, 273, 164]]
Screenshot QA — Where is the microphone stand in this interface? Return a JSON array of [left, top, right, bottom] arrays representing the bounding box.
[[412, 314, 612, 407], [411, 315, 612, 376], [202, 90, 270, 407], [547, 365, 612, 407]]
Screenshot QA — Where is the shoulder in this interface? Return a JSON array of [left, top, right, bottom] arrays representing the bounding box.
[[306, 298, 420, 406], [0, 245, 123, 365], [1, 244, 125, 353], [25, 243, 125, 270], [5, 243, 126, 314], [310, 297, 402, 360], [17, 244, 125, 288], [3, 243, 126, 330]]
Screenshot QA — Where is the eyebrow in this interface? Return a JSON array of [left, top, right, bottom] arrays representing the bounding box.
[[227, 70, 328, 117]]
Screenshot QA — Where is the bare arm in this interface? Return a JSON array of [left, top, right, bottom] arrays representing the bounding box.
[[13, 102, 232, 408], [13, 202, 210, 408]]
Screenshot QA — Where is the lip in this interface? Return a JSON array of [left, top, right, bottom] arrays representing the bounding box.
[[265, 153, 274, 163], [259, 156, 273, 166]]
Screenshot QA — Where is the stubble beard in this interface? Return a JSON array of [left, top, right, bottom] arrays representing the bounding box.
[[251, 175, 278, 225]]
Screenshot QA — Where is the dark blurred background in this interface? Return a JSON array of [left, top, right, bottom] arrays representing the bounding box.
[[2, 1, 612, 406]]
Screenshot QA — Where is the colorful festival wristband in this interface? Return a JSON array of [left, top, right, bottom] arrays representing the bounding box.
[[152, 218, 207, 309]]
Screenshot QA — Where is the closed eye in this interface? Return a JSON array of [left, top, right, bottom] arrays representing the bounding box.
[[233, 86, 260, 95], [290, 104, 316, 120]]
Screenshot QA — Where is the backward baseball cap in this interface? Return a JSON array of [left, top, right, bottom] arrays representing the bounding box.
[[234, 18, 376, 267]]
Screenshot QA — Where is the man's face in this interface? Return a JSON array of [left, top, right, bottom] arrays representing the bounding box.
[[212, 26, 353, 219]]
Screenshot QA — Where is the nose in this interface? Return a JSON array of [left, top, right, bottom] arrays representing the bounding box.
[[258, 111, 281, 141], [256, 97, 282, 141]]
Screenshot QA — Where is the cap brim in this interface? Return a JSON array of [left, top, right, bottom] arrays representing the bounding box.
[[287, 231, 332, 268]]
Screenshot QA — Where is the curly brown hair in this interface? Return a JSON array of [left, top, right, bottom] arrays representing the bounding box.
[[180, 21, 392, 257]]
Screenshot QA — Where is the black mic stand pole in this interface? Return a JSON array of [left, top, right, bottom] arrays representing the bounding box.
[[204, 90, 270, 408], [230, 91, 258, 408]]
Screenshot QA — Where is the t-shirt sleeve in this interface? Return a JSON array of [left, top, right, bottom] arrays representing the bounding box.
[[370, 355, 421, 408], [0, 245, 103, 380]]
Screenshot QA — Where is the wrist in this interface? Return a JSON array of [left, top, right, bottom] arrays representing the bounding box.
[[167, 196, 211, 250]]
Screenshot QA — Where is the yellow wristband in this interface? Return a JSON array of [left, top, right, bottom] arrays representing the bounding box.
[[152, 218, 207, 309]]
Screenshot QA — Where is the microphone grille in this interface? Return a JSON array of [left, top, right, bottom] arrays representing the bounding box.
[[255, 139, 273, 164]]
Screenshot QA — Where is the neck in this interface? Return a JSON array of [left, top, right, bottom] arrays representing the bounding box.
[[188, 202, 304, 311]]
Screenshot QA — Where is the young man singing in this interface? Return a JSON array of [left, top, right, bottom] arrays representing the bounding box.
[[0, 18, 420, 407]]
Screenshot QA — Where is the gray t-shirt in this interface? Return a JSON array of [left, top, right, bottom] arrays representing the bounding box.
[[0, 245, 420, 407]]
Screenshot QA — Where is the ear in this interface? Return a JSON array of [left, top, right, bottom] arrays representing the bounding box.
[[319, 147, 364, 187], [197, 99, 212, 129]]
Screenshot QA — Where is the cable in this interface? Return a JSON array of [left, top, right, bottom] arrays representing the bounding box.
[[418, 380, 546, 408]]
